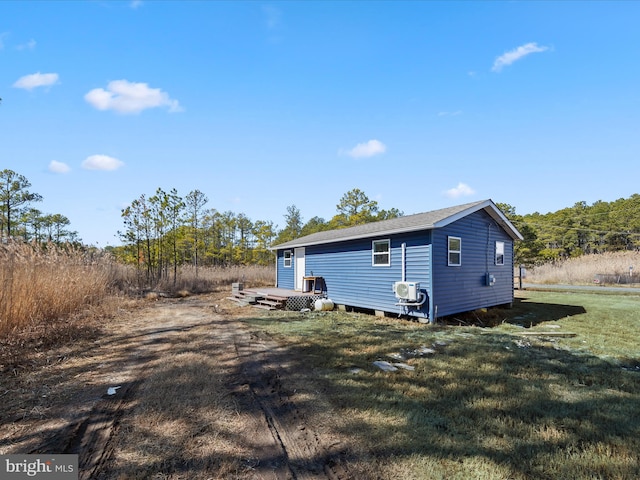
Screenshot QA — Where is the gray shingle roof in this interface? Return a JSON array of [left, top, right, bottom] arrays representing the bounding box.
[[271, 199, 522, 250]]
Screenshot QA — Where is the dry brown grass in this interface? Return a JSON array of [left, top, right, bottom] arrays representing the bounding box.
[[109, 336, 254, 478], [0, 249, 274, 380], [526, 250, 640, 285], [0, 242, 126, 337], [153, 264, 274, 295], [0, 241, 274, 338]]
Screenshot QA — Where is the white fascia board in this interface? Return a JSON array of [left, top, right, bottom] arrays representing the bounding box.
[[432, 199, 523, 240]]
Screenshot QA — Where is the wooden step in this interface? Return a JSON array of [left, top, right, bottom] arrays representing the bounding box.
[[228, 292, 265, 305], [255, 294, 289, 301], [257, 299, 282, 307], [253, 304, 277, 310]]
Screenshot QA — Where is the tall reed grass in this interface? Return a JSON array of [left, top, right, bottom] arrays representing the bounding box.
[[0, 241, 275, 338], [152, 264, 275, 295], [0, 242, 124, 337], [526, 250, 640, 285]]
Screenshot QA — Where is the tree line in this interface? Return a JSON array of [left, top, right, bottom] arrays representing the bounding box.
[[116, 188, 277, 283], [499, 195, 640, 265], [4, 167, 638, 272], [114, 187, 403, 284], [0, 169, 78, 244]]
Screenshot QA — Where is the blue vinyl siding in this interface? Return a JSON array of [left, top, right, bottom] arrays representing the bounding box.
[[304, 231, 432, 319], [276, 249, 294, 290], [432, 210, 514, 317], [274, 207, 516, 320]]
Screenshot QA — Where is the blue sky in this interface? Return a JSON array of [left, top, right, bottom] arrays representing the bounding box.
[[2, 1, 639, 246]]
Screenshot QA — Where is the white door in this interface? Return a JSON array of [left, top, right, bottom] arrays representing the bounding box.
[[294, 247, 305, 291]]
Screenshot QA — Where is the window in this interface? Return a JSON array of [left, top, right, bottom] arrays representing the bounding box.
[[495, 241, 505, 266], [448, 236, 461, 266], [283, 250, 292, 268], [372, 239, 390, 266]]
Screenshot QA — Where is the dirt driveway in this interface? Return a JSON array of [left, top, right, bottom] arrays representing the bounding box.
[[0, 293, 352, 479]]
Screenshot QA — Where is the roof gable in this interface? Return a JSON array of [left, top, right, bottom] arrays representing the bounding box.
[[271, 199, 523, 250]]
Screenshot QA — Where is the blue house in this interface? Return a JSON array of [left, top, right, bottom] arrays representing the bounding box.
[[270, 199, 523, 322]]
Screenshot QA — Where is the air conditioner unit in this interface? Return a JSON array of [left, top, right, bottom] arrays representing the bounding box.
[[393, 281, 420, 301]]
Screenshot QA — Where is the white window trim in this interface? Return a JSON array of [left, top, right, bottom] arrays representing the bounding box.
[[448, 236, 461, 266], [495, 241, 505, 266], [283, 250, 292, 268], [372, 239, 390, 267]]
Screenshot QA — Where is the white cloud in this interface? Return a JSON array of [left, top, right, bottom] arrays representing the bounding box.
[[492, 42, 549, 72], [13, 72, 59, 90], [82, 155, 124, 171], [130, 0, 143, 8], [262, 5, 282, 29], [49, 160, 71, 174], [84, 80, 182, 114], [16, 39, 36, 51], [444, 182, 476, 199], [438, 111, 462, 117], [341, 139, 387, 158]]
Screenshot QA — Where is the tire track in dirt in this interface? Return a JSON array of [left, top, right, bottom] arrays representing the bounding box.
[[36, 306, 186, 479], [231, 323, 351, 480], [9, 296, 351, 479], [60, 379, 141, 480]]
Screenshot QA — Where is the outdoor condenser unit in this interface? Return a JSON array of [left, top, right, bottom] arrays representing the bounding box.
[[393, 281, 420, 301]]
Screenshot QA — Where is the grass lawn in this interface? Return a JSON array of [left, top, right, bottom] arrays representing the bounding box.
[[245, 290, 640, 480]]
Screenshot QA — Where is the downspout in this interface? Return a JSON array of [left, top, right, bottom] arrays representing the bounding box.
[[429, 234, 435, 324], [274, 250, 278, 287], [401, 242, 406, 282], [486, 223, 492, 275]]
